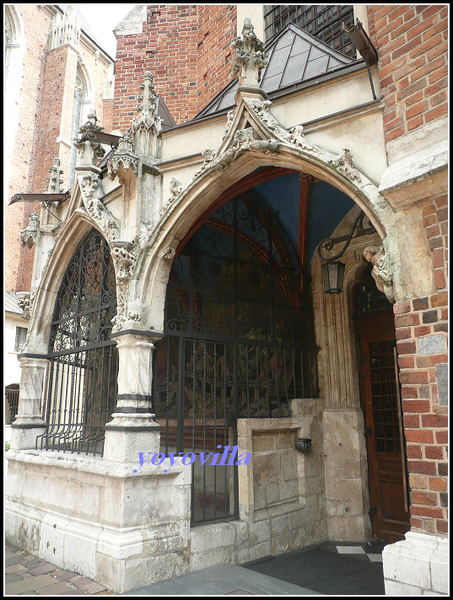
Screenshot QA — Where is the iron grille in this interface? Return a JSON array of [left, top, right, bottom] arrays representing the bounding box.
[[5, 386, 19, 425], [153, 191, 319, 523], [264, 5, 355, 57], [37, 230, 118, 456]]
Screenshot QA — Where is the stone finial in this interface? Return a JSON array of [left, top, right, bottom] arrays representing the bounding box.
[[20, 213, 40, 248], [132, 71, 161, 156], [44, 158, 64, 193], [79, 110, 104, 135], [137, 71, 157, 119], [230, 18, 268, 88]]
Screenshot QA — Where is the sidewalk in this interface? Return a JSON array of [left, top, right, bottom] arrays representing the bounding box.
[[5, 545, 113, 596], [5, 540, 386, 596]]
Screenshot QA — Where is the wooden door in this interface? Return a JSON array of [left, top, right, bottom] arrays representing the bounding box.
[[356, 312, 411, 543]]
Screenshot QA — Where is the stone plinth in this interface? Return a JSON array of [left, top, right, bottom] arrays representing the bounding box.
[[383, 531, 449, 595], [5, 449, 191, 594]]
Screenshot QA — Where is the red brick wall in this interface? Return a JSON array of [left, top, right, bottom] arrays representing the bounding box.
[[5, 5, 114, 292], [196, 5, 237, 114], [32, 45, 78, 193], [393, 192, 448, 537], [5, 5, 54, 292], [113, 5, 237, 131], [367, 4, 448, 144]]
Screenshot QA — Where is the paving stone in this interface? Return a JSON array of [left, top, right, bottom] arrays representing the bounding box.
[[70, 576, 95, 588], [52, 569, 78, 582], [6, 573, 25, 584], [81, 582, 108, 594], [5, 563, 28, 574], [5, 556, 23, 566], [29, 563, 59, 576], [5, 573, 57, 595], [36, 582, 78, 595]]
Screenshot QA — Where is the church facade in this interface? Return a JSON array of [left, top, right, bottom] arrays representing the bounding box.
[[5, 5, 448, 595]]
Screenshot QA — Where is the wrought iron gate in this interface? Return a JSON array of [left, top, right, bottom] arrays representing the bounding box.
[[37, 229, 118, 455], [152, 192, 319, 524]]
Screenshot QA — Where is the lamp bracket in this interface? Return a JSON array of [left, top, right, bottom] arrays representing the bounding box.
[[317, 210, 375, 263]]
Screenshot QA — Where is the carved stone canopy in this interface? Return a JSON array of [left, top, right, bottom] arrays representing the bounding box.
[[75, 110, 106, 167], [20, 213, 40, 247]]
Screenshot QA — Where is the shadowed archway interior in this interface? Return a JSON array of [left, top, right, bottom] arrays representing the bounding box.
[[152, 167, 356, 523]]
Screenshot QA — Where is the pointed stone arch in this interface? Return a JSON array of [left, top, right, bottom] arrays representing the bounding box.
[[24, 207, 110, 355], [135, 139, 393, 334]]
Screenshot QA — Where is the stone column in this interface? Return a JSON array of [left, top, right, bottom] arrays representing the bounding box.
[[10, 354, 47, 450], [103, 330, 162, 463], [311, 247, 372, 541]]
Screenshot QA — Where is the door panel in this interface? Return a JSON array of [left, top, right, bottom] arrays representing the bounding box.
[[356, 312, 410, 543]]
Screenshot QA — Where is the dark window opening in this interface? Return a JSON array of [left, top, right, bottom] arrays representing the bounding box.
[[14, 326, 28, 353], [264, 5, 355, 57]]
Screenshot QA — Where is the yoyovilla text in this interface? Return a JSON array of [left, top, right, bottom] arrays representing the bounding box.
[[133, 445, 250, 473]]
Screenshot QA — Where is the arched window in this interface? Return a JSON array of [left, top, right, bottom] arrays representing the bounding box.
[[37, 229, 118, 455]]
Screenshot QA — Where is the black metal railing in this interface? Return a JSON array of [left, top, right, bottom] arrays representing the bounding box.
[[36, 343, 118, 456], [153, 335, 318, 523]]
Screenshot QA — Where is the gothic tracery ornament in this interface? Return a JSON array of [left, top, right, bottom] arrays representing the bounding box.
[[109, 240, 140, 332], [107, 132, 139, 180], [78, 172, 120, 242], [329, 147, 362, 183], [17, 291, 35, 320]]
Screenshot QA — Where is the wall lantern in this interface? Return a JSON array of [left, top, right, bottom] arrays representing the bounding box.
[[321, 260, 345, 294], [317, 210, 376, 294]]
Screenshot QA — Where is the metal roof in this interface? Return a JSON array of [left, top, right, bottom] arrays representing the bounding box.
[[195, 23, 358, 120], [5, 291, 22, 315]]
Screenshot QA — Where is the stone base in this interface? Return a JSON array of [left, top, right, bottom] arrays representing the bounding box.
[[323, 409, 372, 541], [383, 531, 449, 595], [103, 416, 161, 462], [5, 449, 191, 594], [10, 420, 46, 450]]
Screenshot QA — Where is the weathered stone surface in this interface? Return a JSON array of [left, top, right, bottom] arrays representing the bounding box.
[[436, 363, 449, 406], [418, 334, 446, 355]]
